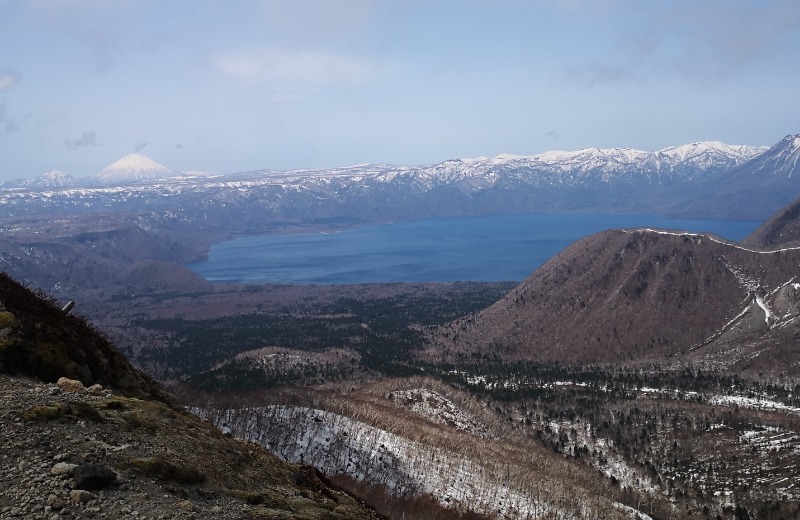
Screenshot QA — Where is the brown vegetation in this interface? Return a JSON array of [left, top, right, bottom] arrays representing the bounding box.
[[741, 196, 800, 250], [425, 228, 800, 374]]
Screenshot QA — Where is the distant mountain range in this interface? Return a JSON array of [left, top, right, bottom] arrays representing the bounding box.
[[3, 136, 799, 223], [2, 141, 769, 189]]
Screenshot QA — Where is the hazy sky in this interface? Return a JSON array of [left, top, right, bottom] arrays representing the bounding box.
[[1, 0, 799, 180]]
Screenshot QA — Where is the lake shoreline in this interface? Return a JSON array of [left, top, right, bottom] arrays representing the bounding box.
[[189, 212, 761, 285]]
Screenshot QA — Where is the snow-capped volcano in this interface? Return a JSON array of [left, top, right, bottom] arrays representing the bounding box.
[[86, 154, 179, 186], [26, 170, 75, 188]]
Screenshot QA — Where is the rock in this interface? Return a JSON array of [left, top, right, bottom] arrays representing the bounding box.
[[46, 494, 65, 510], [0, 309, 17, 339], [69, 489, 96, 504], [86, 384, 104, 396], [50, 462, 77, 476], [56, 377, 85, 393], [73, 464, 116, 491], [177, 500, 192, 512]]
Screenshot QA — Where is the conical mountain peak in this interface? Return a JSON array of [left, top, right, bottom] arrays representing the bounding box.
[[87, 154, 179, 186]]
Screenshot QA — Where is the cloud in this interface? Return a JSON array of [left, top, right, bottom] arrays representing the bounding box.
[[562, 63, 639, 88], [268, 89, 309, 103], [544, 0, 620, 11], [546, 130, 560, 140], [252, 0, 378, 48], [64, 131, 97, 150], [0, 70, 19, 91], [559, 0, 800, 87], [0, 105, 21, 134], [135, 141, 148, 152], [24, 0, 136, 74], [212, 48, 380, 86], [665, 1, 800, 73]]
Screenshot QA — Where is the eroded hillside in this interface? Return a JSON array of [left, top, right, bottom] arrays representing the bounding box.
[[425, 228, 800, 375]]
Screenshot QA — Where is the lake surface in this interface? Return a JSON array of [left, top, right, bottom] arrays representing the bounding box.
[[188, 213, 761, 284]]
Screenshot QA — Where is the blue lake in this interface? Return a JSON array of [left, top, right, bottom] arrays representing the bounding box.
[[188, 213, 761, 284]]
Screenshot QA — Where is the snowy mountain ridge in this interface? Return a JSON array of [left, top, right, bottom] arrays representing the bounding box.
[[1, 136, 796, 222], [7, 140, 767, 190]]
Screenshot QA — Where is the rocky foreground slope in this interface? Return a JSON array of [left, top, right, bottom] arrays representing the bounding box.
[[0, 273, 380, 520]]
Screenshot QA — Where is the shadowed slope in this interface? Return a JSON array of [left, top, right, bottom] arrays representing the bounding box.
[[0, 271, 169, 400], [741, 196, 800, 250]]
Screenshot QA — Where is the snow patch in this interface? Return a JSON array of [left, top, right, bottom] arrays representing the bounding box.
[[708, 395, 800, 415], [754, 296, 775, 324]]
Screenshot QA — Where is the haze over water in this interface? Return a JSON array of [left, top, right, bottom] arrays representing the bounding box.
[[188, 213, 761, 284]]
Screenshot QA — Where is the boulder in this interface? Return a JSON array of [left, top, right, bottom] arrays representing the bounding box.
[[73, 464, 117, 491], [69, 489, 96, 505], [50, 462, 77, 476], [86, 384, 104, 396], [56, 377, 85, 393]]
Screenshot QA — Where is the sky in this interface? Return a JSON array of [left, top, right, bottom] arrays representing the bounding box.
[[1, 0, 799, 181]]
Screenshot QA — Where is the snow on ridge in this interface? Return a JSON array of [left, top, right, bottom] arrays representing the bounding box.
[[531, 147, 650, 166], [623, 228, 800, 255], [7, 139, 766, 195], [632, 384, 800, 416], [198, 405, 615, 519], [508, 140, 759, 168], [708, 394, 800, 415], [12, 137, 767, 191], [655, 141, 766, 162], [26, 170, 75, 188]]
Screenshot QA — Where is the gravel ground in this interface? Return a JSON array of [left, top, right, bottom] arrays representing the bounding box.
[[0, 374, 379, 520]]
